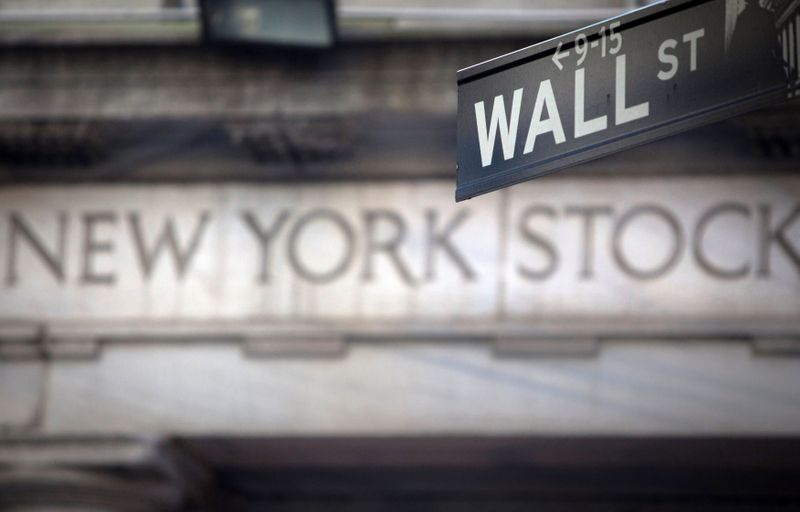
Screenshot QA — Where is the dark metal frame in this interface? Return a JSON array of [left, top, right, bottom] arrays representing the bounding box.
[[199, 0, 338, 48]]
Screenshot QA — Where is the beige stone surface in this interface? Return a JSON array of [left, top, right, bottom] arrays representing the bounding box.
[[0, 177, 797, 323], [25, 340, 800, 435], [0, 362, 45, 431]]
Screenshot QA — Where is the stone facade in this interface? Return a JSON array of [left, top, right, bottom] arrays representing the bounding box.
[[1, 3, 799, 510]]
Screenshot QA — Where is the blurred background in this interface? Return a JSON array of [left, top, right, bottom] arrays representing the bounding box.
[[1, 0, 800, 510]]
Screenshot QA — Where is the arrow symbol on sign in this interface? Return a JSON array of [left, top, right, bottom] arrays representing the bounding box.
[[552, 41, 570, 71]]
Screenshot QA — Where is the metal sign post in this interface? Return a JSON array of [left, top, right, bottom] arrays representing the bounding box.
[[456, 0, 799, 201]]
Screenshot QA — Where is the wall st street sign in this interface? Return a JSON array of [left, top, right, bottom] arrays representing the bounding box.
[[456, 0, 799, 201]]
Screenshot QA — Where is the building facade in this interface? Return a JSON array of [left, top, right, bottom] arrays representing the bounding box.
[[1, 1, 800, 510]]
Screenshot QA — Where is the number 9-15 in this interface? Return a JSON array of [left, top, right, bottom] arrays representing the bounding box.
[[575, 21, 623, 66]]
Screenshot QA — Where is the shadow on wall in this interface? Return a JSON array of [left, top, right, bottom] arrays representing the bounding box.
[[726, 0, 793, 91]]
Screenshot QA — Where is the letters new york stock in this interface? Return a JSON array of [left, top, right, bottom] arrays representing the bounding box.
[[1, 179, 799, 322]]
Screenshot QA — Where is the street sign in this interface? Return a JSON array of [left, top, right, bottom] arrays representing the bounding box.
[[456, 0, 799, 201]]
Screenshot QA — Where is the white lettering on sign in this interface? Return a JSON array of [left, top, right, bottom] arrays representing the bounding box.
[[658, 39, 680, 81], [474, 22, 710, 168], [683, 28, 706, 71], [474, 89, 523, 167], [523, 79, 565, 155], [552, 21, 622, 71], [615, 55, 650, 125], [574, 68, 608, 138], [475, 53, 655, 167], [659, 29, 706, 81]]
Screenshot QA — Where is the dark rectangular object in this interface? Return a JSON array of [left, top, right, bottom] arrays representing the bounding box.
[[200, 0, 336, 48], [456, 0, 798, 201]]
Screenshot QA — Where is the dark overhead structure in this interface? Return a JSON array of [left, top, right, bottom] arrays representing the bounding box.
[[200, 0, 337, 48]]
